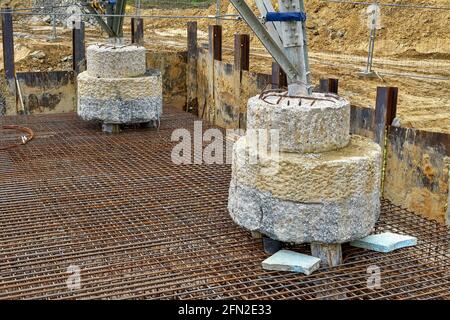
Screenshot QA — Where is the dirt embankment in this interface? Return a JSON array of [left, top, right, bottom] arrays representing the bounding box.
[[1, 1, 449, 133], [140, 1, 450, 133], [137, 0, 450, 59]]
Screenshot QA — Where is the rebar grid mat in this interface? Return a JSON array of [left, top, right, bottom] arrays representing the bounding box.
[[258, 88, 339, 106], [0, 108, 449, 300]]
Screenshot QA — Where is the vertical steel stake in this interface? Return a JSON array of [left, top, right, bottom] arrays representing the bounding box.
[[131, 18, 144, 45], [271, 62, 287, 89], [319, 78, 339, 94], [1, 7, 16, 95], [187, 21, 198, 114], [72, 21, 86, 74]]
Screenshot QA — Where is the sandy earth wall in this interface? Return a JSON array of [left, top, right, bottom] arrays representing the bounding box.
[[146, 51, 187, 111], [2, 71, 76, 115], [384, 127, 450, 224], [196, 47, 271, 129]]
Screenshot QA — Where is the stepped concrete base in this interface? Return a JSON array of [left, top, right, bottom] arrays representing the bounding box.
[[77, 70, 162, 125], [78, 96, 162, 124], [247, 93, 350, 153], [86, 44, 147, 78], [228, 135, 382, 244], [77, 44, 163, 132], [231, 135, 382, 204]]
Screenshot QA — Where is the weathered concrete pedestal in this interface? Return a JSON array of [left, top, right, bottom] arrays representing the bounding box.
[[77, 44, 162, 133], [228, 92, 382, 267]]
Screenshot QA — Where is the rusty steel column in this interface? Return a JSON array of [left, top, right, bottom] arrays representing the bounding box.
[[234, 34, 250, 76], [319, 78, 339, 95], [209, 25, 222, 61], [271, 62, 287, 89], [206, 25, 222, 124], [186, 21, 198, 115], [234, 33, 250, 130], [72, 21, 86, 74], [131, 18, 144, 45], [447, 166, 450, 227], [1, 7, 16, 95], [374, 86, 398, 146]]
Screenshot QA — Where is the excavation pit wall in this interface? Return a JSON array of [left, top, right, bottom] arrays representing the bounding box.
[[1, 44, 448, 225], [1, 71, 76, 115]]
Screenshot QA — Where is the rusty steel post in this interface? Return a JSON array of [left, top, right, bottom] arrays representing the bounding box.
[[319, 78, 339, 95], [72, 21, 86, 74], [234, 33, 250, 130], [209, 25, 222, 61], [1, 7, 16, 95], [271, 62, 287, 89], [447, 165, 450, 227], [234, 34, 250, 76], [131, 18, 144, 45], [374, 86, 398, 146], [187, 21, 198, 115]]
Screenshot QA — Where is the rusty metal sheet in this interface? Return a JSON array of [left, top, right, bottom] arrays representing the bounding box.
[[15, 71, 76, 114], [384, 126, 450, 223]]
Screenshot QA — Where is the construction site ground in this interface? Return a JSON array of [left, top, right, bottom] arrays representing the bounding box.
[[0, 0, 449, 133], [0, 1, 449, 301], [0, 106, 449, 299]]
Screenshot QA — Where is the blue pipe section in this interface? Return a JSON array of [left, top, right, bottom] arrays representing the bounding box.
[[265, 12, 307, 22]]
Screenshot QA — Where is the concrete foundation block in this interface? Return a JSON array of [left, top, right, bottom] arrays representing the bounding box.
[[310, 243, 343, 268], [228, 135, 382, 244], [232, 135, 382, 204], [78, 96, 162, 124], [262, 250, 321, 275], [350, 232, 418, 253], [86, 44, 147, 78], [77, 70, 162, 125], [77, 70, 162, 101], [246, 93, 350, 153], [228, 180, 380, 244]]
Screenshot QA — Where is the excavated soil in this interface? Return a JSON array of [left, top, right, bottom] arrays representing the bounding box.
[[1, 0, 449, 132]]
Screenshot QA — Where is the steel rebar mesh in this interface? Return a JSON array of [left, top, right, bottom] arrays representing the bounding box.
[[0, 107, 449, 300]]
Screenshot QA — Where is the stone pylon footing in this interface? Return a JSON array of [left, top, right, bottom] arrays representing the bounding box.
[[228, 93, 382, 248], [247, 93, 350, 153], [86, 44, 147, 78], [231, 135, 382, 205], [77, 44, 162, 128]]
